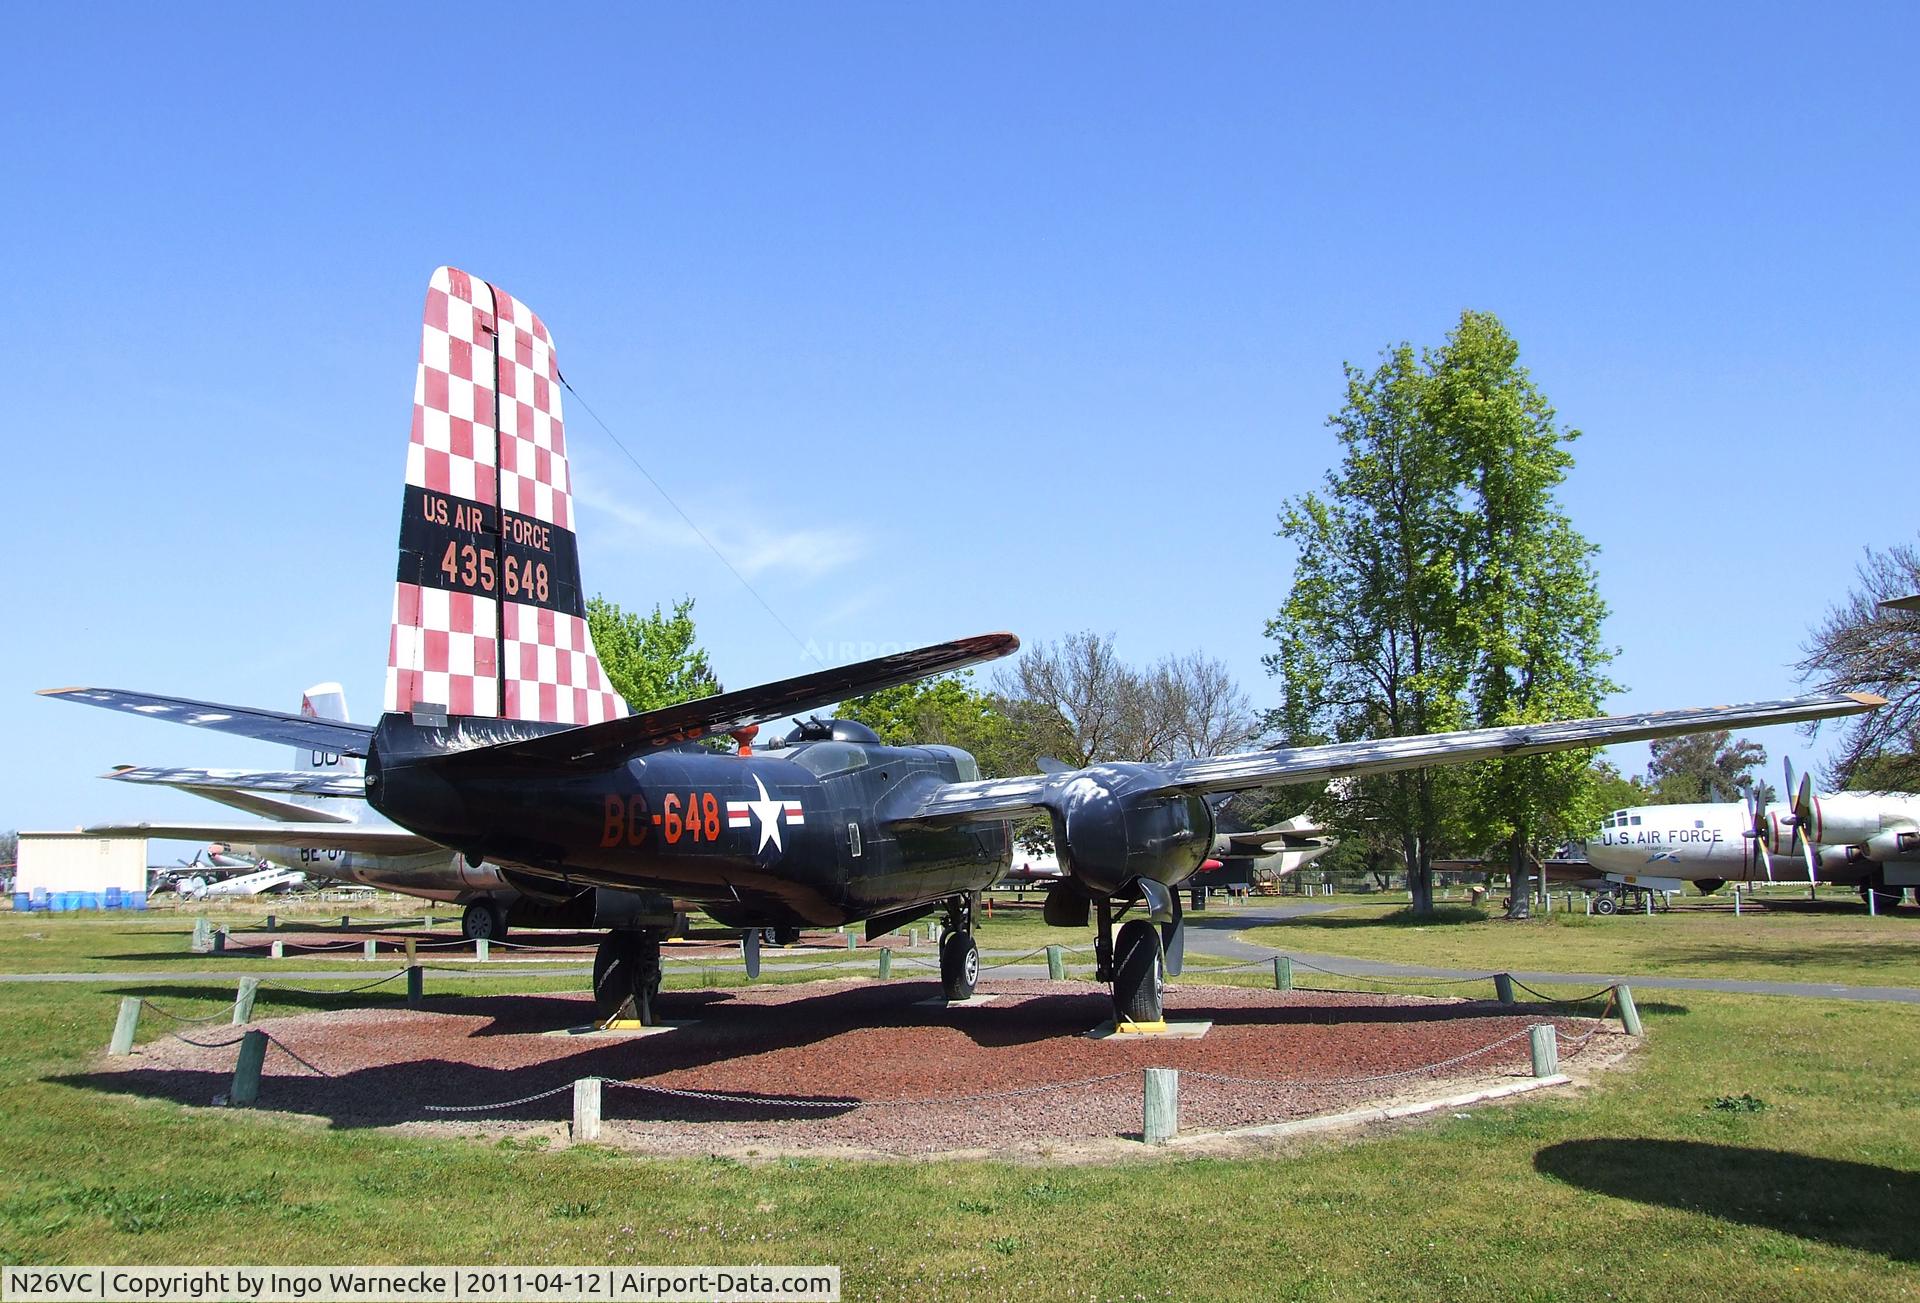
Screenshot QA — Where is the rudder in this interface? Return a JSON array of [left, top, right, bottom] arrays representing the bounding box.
[[385, 268, 627, 726]]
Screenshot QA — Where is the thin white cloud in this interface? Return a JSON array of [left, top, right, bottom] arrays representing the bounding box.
[[577, 484, 866, 581]]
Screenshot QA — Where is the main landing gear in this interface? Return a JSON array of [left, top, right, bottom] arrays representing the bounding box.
[[1091, 894, 1172, 1027], [461, 899, 507, 941], [939, 893, 980, 1002], [593, 928, 665, 1026]]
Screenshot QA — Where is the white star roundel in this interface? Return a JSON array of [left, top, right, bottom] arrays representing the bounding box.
[[727, 776, 807, 852]]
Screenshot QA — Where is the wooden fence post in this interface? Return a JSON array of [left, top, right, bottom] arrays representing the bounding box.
[[1529, 1024, 1559, 1077], [1616, 983, 1643, 1036], [269, 940, 284, 960], [230, 1029, 268, 1107], [191, 917, 212, 954], [364, 939, 377, 960], [1494, 973, 1515, 1005], [1047, 945, 1065, 981], [1273, 956, 1292, 991], [573, 1077, 602, 1142], [406, 965, 424, 1008], [878, 948, 892, 980], [476, 938, 490, 961], [109, 997, 141, 1055], [232, 977, 260, 1026], [1143, 1068, 1179, 1145]]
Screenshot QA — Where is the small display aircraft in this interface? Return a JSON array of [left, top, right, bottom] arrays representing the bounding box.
[[1589, 760, 1920, 909], [42, 267, 1884, 1029]]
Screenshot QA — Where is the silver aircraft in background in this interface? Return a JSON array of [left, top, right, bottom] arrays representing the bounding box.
[[1587, 760, 1920, 910]]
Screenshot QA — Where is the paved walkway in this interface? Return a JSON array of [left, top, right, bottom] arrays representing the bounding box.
[[1180, 900, 1920, 1005]]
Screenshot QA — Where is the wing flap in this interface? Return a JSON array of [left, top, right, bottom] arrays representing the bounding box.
[[40, 689, 376, 756]]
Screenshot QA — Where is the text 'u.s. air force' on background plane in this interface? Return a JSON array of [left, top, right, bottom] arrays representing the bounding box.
[[41, 267, 1883, 1031]]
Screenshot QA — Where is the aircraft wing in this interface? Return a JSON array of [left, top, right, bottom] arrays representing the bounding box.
[[887, 692, 1884, 826], [462, 632, 1021, 766], [39, 688, 375, 756], [81, 820, 442, 854], [105, 766, 366, 825]]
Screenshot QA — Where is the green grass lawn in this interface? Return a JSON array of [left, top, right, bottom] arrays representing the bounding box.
[[0, 965, 1914, 1300], [1243, 900, 1920, 990]]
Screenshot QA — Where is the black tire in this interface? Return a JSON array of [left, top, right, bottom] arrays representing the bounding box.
[[772, 926, 802, 947], [1593, 894, 1619, 916], [939, 930, 979, 1002], [592, 930, 663, 1025], [1112, 919, 1165, 1025], [461, 899, 507, 941]]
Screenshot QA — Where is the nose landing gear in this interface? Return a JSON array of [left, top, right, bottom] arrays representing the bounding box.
[[593, 928, 665, 1027], [939, 893, 980, 1001]]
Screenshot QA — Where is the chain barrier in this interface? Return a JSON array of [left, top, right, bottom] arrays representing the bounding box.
[[422, 1082, 582, 1114], [1186, 1026, 1537, 1089], [1284, 956, 1501, 986], [258, 970, 408, 997], [137, 997, 234, 1025], [263, 1034, 332, 1077], [166, 1029, 251, 1050], [1510, 978, 1619, 1005]]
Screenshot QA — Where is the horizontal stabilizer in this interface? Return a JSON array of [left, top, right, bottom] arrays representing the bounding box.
[[458, 632, 1020, 766], [40, 688, 375, 756], [105, 766, 365, 823], [83, 820, 439, 855]]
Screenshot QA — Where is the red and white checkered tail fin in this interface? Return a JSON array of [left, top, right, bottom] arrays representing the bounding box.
[[384, 267, 629, 726]]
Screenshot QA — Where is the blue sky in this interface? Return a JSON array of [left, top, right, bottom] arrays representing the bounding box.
[[5, 4, 1916, 839]]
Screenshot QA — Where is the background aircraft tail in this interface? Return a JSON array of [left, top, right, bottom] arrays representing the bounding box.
[[385, 267, 627, 727]]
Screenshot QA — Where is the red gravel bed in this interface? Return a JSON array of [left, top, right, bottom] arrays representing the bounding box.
[[96, 979, 1616, 1158]]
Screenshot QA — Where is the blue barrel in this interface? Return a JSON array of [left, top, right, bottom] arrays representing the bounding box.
[[10, 894, 26, 912], [104, 887, 123, 908], [128, 890, 148, 911], [51, 892, 72, 912], [80, 892, 102, 911]]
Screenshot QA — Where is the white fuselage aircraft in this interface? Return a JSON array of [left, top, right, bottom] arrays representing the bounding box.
[[1587, 790, 1920, 906]]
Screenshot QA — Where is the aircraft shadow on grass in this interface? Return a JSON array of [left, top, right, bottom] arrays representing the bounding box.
[[57, 978, 1602, 1128], [1535, 1139, 1920, 1262]]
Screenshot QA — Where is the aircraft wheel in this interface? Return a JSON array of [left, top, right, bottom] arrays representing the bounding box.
[[1593, 894, 1619, 916], [1112, 919, 1165, 1026], [461, 899, 507, 941], [772, 925, 802, 947], [1861, 878, 1903, 912], [939, 930, 979, 1002], [593, 929, 664, 1026]]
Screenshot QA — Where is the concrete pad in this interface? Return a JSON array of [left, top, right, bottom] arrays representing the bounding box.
[[1083, 1019, 1213, 1041], [544, 1020, 695, 1039], [915, 994, 999, 1009]]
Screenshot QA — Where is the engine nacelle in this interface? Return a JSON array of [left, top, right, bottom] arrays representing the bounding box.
[[1053, 763, 1215, 897], [1819, 844, 1864, 873], [1805, 793, 1895, 847], [1865, 828, 1920, 863]]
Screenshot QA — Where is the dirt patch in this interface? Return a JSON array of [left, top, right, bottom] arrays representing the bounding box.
[[87, 979, 1625, 1159]]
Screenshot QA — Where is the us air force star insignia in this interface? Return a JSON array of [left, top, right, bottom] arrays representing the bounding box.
[[723, 774, 805, 853]]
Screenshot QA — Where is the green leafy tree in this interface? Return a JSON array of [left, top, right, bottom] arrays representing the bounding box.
[[1436, 311, 1620, 918], [1268, 343, 1473, 915], [1645, 730, 1768, 804], [837, 672, 1027, 778], [586, 596, 721, 712], [1589, 760, 1651, 817]]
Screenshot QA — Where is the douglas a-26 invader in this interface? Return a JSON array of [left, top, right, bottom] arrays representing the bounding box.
[[43, 267, 1885, 1029]]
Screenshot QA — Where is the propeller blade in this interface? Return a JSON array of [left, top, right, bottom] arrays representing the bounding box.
[[1796, 826, 1818, 884], [1755, 836, 1774, 882], [742, 927, 761, 979], [1794, 767, 1817, 840]]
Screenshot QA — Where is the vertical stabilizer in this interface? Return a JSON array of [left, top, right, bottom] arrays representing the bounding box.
[[384, 268, 627, 726]]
